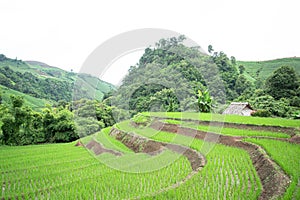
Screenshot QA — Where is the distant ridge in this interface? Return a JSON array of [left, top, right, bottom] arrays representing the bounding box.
[[0, 54, 116, 108], [25, 61, 57, 69]]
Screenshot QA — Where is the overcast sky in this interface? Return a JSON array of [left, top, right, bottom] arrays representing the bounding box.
[[0, 0, 299, 85]]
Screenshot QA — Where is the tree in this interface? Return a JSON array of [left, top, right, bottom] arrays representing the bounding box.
[[238, 65, 245, 74], [0, 95, 36, 145], [53, 109, 77, 142], [251, 95, 292, 118], [196, 89, 212, 113], [235, 75, 253, 95], [230, 56, 236, 66], [42, 106, 78, 143], [208, 45, 214, 54], [149, 88, 179, 112], [265, 66, 299, 100], [211, 50, 239, 100]]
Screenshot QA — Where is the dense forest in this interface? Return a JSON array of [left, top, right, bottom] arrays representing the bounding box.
[[0, 36, 299, 145], [110, 36, 300, 118], [0, 94, 127, 145]]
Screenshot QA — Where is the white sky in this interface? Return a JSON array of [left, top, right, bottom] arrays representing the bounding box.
[[0, 0, 299, 85]]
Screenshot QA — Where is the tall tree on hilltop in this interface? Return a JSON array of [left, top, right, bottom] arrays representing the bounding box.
[[265, 66, 299, 100]]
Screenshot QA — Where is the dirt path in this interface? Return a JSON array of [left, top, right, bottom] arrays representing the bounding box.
[[150, 120, 291, 200]]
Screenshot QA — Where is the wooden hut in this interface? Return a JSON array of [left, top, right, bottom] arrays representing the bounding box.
[[222, 102, 254, 116]]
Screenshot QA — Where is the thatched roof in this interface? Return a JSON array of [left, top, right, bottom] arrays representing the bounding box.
[[223, 102, 254, 115]]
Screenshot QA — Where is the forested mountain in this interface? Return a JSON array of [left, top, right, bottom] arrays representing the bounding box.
[[0, 36, 299, 146], [0, 54, 115, 106], [111, 36, 237, 115], [0, 54, 117, 145], [111, 36, 300, 118]]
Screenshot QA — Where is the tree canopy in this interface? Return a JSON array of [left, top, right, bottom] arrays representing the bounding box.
[[265, 65, 299, 100]]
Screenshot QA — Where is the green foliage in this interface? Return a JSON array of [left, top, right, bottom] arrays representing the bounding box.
[[235, 75, 254, 95], [265, 65, 299, 100], [196, 89, 212, 112], [237, 57, 300, 81], [210, 48, 239, 100], [0, 95, 78, 145], [251, 95, 293, 118], [114, 37, 230, 115], [149, 88, 180, 112], [0, 85, 50, 110], [0, 95, 44, 145], [0, 56, 115, 103], [42, 107, 78, 143], [73, 98, 129, 134], [147, 112, 300, 128], [290, 96, 300, 107], [208, 44, 214, 54], [132, 113, 151, 126], [251, 109, 271, 117], [238, 65, 245, 74], [75, 117, 102, 137]]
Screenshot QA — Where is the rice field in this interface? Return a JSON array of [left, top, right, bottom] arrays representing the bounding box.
[[1, 112, 299, 199]]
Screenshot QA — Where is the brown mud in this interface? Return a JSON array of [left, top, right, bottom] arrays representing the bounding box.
[[85, 139, 122, 156], [109, 127, 205, 171]]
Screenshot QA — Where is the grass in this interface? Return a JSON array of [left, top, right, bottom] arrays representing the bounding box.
[[0, 57, 115, 103], [115, 120, 262, 199], [0, 85, 50, 110], [1, 140, 192, 199], [145, 112, 300, 128], [93, 127, 133, 153], [244, 138, 300, 199], [237, 57, 300, 81], [164, 119, 291, 138], [1, 113, 298, 199]]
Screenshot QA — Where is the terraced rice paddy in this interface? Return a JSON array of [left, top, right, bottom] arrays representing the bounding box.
[[1, 112, 299, 199]]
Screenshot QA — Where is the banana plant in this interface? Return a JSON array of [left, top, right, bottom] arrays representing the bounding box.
[[196, 89, 212, 113]]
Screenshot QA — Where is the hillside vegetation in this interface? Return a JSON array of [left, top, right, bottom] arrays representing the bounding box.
[[1, 34, 300, 199], [2, 112, 299, 199], [110, 36, 300, 118], [0, 54, 115, 104], [238, 57, 300, 81]]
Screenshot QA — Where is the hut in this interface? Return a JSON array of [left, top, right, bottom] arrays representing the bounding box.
[[222, 102, 254, 116]]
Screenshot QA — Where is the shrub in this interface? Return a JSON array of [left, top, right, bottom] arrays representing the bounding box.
[[292, 111, 300, 119], [131, 113, 151, 127], [251, 109, 271, 117]]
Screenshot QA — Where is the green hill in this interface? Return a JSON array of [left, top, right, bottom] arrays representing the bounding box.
[[0, 54, 115, 107], [0, 85, 50, 110], [237, 57, 300, 81]]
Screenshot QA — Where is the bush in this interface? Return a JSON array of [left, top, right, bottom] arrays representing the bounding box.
[[292, 111, 300, 119], [131, 113, 151, 127], [251, 95, 292, 118], [290, 96, 300, 107], [251, 109, 271, 117]]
